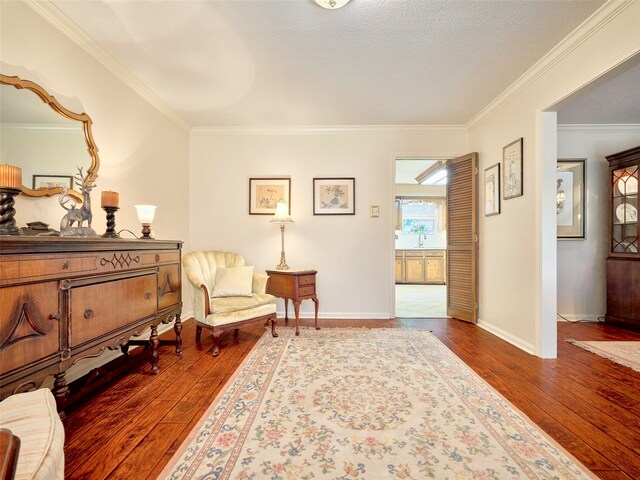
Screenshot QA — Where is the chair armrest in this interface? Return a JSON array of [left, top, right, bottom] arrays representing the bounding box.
[[200, 284, 212, 316], [0, 428, 20, 480], [252, 273, 269, 294]]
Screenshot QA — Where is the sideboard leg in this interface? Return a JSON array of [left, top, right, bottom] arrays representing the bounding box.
[[52, 371, 69, 419], [173, 313, 183, 356], [150, 325, 160, 375]]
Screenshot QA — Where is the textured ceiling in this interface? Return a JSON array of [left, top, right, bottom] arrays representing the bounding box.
[[50, 0, 604, 127], [557, 58, 640, 124]]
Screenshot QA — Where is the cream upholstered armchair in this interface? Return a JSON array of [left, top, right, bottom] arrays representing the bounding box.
[[183, 251, 278, 356]]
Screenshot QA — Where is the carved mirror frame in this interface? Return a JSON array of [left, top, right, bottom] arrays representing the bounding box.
[[0, 74, 99, 202]]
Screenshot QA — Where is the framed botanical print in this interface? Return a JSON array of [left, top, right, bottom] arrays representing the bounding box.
[[557, 159, 586, 239], [32, 174, 73, 190], [249, 177, 291, 215], [503, 137, 523, 199], [484, 163, 500, 216], [313, 177, 355, 215]]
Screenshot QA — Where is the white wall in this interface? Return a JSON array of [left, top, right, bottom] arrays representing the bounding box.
[[557, 125, 640, 321], [467, 1, 640, 356], [189, 127, 467, 318], [1, 1, 190, 381]]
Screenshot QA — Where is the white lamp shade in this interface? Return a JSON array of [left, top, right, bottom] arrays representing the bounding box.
[[135, 204, 156, 224], [270, 202, 293, 224]]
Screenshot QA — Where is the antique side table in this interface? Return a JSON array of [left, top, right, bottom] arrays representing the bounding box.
[[266, 269, 319, 336]]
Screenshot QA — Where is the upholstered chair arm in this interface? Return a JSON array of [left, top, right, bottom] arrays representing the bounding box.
[[200, 284, 212, 316], [252, 273, 269, 294]]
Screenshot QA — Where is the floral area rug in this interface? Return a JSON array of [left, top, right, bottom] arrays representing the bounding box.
[[567, 339, 640, 372], [161, 328, 596, 479]]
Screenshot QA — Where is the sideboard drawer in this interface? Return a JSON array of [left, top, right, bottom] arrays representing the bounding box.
[[298, 275, 315, 286], [142, 251, 180, 266], [0, 254, 98, 285], [158, 264, 181, 311], [0, 282, 60, 373], [405, 251, 424, 257], [299, 286, 315, 297], [70, 274, 158, 347]]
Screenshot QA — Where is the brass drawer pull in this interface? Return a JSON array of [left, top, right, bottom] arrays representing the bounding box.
[[62, 261, 69, 270], [50, 313, 61, 321], [155, 254, 160, 262], [84, 308, 94, 319], [145, 292, 152, 300]]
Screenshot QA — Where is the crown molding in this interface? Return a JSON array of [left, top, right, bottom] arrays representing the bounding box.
[[466, 0, 636, 130], [24, 0, 190, 132], [558, 123, 640, 134], [191, 124, 467, 136], [1, 123, 82, 131]]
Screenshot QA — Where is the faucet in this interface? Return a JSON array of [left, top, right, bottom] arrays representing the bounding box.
[[418, 232, 426, 248]]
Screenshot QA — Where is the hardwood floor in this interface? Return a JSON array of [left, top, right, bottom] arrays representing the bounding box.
[[62, 318, 640, 479]]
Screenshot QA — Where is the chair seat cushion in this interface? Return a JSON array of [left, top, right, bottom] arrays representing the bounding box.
[[0, 389, 65, 480], [210, 293, 276, 314], [202, 294, 277, 328]]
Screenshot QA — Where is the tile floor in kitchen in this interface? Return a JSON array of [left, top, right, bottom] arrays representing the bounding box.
[[395, 284, 446, 317]]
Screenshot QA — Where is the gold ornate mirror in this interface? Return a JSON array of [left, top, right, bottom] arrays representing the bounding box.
[[0, 74, 99, 202]]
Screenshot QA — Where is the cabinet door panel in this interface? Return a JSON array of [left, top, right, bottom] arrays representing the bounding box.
[[426, 258, 445, 284], [0, 282, 60, 372], [70, 274, 157, 347], [158, 265, 181, 311], [405, 258, 424, 283], [395, 259, 404, 283]]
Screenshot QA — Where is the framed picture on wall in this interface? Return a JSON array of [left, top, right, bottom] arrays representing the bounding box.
[[32, 174, 73, 190], [249, 177, 291, 215], [313, 177, 355, 215], [557, 159, 586, 239], [484, 163, 501, 216], [503, 137, 523, 199]]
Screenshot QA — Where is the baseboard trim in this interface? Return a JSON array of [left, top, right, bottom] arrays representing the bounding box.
[[557, 314, 603, 322], [477, 319, 536, 355], [276, 310, 392, 320]]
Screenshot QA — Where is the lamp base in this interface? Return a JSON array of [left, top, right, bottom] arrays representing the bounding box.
[[140, 224, 154, 240], [275, 262, 289, 270]]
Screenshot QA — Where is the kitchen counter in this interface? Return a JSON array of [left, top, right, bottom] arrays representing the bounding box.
[[395, 249, 446, 284]]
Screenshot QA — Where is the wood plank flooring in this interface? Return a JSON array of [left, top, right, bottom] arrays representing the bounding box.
[[62, 318, 640, 479]]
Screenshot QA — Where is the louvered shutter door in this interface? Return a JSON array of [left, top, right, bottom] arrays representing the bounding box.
[[446, 153, 478, 323]]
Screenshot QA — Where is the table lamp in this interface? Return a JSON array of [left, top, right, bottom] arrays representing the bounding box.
[[270, 202, 293, 270], [135, 204, 156, 239]]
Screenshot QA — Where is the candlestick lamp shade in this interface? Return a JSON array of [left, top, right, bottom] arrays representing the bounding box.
[[101, 191, 119, 208], [0, 164, 23, 189], [270, 202, 293, 224]]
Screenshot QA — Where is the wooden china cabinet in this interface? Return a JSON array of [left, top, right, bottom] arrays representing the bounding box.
[[605, 146, 640, 331], [0, 237, 183, 414]]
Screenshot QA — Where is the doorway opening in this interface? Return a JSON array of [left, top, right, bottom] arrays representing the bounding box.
[[394, 158, 448, 318]]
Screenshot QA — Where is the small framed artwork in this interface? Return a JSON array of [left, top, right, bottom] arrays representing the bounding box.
[[484, 163, 501, 216], [249, 177, 291, 215], [503, 137, 523, 199], [32, 174, 73, 190], [313, 177, 355, 215], [557, 159, 586, 239]]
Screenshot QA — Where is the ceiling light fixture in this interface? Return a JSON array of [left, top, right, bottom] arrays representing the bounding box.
[[313, 0, 351, 9]]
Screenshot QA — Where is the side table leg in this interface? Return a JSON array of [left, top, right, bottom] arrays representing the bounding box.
[[312, 295, 320, 330], [294, 301, 301, 336], [173, 313, 183, 356], [150, 324, 160, 375], [284, 298, 289, 325]]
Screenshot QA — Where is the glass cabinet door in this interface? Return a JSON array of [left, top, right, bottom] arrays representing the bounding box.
[[611, 164, 638, 254]]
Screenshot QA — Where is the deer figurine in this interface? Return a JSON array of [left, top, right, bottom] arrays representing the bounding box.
[[59, 167, 97, 236]]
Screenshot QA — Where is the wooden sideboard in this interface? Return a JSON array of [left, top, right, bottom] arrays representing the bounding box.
[[0, 237, 182, 413]]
